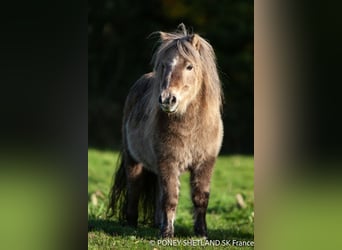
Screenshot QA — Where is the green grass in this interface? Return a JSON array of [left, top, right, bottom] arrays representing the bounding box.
[[88, 149, 254, 249]]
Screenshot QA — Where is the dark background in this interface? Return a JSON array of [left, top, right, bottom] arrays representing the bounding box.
[[88, 0, 254, 154]]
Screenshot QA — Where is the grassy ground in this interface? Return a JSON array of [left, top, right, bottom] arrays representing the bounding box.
[[88, 149, 254, 249]]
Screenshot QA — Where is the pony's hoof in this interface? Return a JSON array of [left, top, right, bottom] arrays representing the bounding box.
[[126, 221, 138, 228], [194, 229, 208, 239], [160, 230, 174, 238]]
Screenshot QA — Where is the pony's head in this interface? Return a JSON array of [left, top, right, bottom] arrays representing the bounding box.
[[152, 24, 221, 115]]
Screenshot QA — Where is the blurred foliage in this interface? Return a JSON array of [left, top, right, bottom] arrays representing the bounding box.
[[88, 0, 253, 154]]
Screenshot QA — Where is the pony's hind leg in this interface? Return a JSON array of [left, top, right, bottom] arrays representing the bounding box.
[[190, 158, 215, 238], [125, 157, 144, 227]]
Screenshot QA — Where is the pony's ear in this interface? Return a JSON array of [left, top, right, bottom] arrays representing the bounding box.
[[160, 32, 171, 41], [188, 34, 201, 51]]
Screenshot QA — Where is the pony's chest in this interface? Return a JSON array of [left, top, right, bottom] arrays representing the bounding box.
[[156, 114, 223, 170], [167, 130, 212, 170], [171, 142, 208, 173]]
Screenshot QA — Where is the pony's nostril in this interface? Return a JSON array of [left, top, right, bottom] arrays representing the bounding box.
[[171, 96, 177, 105], [159, 95, 163, 104]]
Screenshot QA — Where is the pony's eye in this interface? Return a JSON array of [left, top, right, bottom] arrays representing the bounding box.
[[186, 65, 193, 71]]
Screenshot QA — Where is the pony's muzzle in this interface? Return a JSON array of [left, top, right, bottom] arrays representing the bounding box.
[[159, 92, 178, 113]]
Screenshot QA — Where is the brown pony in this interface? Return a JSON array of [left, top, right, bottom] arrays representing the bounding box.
[[107, 24, 223, 238]]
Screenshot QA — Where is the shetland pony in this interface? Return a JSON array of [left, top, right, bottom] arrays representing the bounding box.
[[107, 24, 223, 238]]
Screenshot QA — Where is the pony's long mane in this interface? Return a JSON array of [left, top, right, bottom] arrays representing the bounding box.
[[151, 23, 223, 113]]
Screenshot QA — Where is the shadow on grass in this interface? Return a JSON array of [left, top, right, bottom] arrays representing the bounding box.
[[88, 217, 159, 238], [88, 217, 253, 241]]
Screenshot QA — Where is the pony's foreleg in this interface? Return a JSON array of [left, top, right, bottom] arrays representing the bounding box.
[[159, 166, 180, 238], [190, 158, 215, 238], [154, 178, 163, 228], [126, 161, 144, 227]]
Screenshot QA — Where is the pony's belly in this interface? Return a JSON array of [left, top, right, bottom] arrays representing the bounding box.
[[125, 125, 157, 173]]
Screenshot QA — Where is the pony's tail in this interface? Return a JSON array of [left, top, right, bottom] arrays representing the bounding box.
[[106, 152, 127, 221], [106, 152, 157, 225]]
